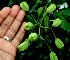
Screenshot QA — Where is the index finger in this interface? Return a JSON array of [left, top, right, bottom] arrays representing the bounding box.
[[0, 7, 11, 24]]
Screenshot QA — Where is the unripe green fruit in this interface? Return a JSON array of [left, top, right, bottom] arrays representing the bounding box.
[[18, 42, 29, 51], [25, 38, 29, 42], [46, 4, 56, 13], [28, 33, 38, 41], [52, 18, 62, 27], [50, 51, 58, 60], [24, 22, 34, 30], [55, 38, 64, 49], [20, 2, 29, 11]]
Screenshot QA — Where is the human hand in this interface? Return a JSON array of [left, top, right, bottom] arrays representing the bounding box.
[[0, 5, 26, 60]]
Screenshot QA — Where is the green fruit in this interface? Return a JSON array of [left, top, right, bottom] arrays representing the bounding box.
[[50, 51, 58, 60], [28, 33, 38, 41], [24, 22, 34, 30], [55, 38, 64, 49], [46, 4, 56, 13], [52, 18, 62, 27], [18, 42, 29, 51], [20, 2, 29, 11]]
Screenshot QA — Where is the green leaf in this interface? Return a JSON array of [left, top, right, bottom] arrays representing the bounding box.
[[44, 16, 50, 32], [43, 11, 47, 18], [53, 12, 70, 33], [59, 8, 70, 22], [44, 16, 50, 27], [26, 15, 35, 24], [61, 17, 70, 33], [59, 8, 70, 16], [36, 0, 42, 4], [9, 0, 13, 4], [53, 11, 58, 18], [58, 13, 70, 33], [37, 7, 44, 17], [29, 0, 42, 13], [29, 4, 38, 13]]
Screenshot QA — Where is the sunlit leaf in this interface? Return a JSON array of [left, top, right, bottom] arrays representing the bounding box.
[[37, 7, 44, 17]]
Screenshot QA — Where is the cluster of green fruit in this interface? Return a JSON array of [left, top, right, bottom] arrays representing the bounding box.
[[18, 33, 37, 51], [18, 2, 64, 60]]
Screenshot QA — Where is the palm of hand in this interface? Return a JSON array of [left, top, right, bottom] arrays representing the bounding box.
[[0, 5, 26, 60]]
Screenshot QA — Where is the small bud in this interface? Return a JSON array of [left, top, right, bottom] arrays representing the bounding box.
[[20, 2, 29, 11], [55, 38, 64, 49], [18, 42, 29, 51], [46, 4, 56, 13], [50, 51, 58, 60], [24, 22, 33, 30], [52, 18, 62, 27], [28, 33, 38, 41]]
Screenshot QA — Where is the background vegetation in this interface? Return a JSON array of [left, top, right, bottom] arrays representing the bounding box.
[[0, 0, 70, 60]]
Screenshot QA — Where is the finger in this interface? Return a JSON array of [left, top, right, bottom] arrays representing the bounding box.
[[5, 10, 26, 39], [11, 22, 26, 48], [0, 5, 20, 37], [1, 5, 20, 29], [0, 7, 11, 24]]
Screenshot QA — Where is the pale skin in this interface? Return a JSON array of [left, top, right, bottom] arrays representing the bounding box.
[[0, 5, 26, 60]]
